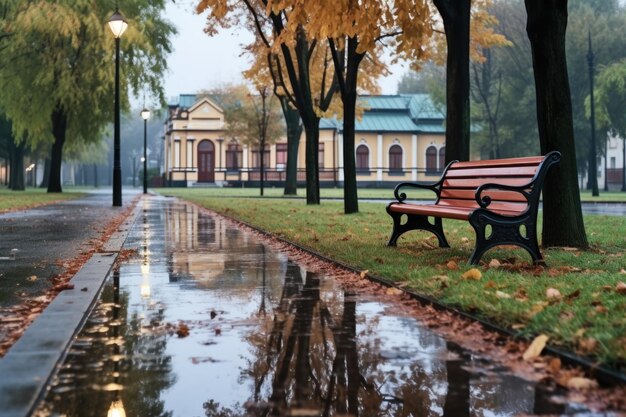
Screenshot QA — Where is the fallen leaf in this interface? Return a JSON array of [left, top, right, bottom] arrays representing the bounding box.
[[461, 268, 482, 281], [446, 260, 458, 270], [565, 377, 598, 390], [386, 287, 403, 296], [461, 237, 469, 243], [522, 334, 549, 361], [488, 259, 501, 269], [595, 305, 609, 314], [484, 280, 497, 289], [26, 276, 38, 282], [359, 270, 369, 279], [176, 323, 190, 338], [566, 289, 581, 301], [548, 357, 562, 373], [528, 302, 547, 318], [577, 337, 598, 354], [620, 269, 626, 275], [616, 282, 626, 294], [546, 288, 562, 300], [496, 290, 511, 299]]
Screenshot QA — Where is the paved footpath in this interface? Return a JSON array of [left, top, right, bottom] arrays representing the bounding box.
[[0, 189, 141, 417]]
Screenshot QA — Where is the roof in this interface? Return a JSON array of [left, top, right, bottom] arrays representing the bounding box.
[[321, 94, 445, 134], [168, 94, 198, 109]]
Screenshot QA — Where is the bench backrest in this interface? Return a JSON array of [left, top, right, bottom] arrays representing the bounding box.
[[436, 152, 561, 214]]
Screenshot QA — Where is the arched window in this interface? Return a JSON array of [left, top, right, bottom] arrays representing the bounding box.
[[389, 145, 403, 172], [225, 141, 242, 170], [439, 146, 446, 171], [356, 145, 369, 171], [426, 146, 437, 173]]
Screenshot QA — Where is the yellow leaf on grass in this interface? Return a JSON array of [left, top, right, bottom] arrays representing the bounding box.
[[496, 290, 511, 299], [461, 268, 482, 280], [360, 270, 369, 279], [523, 334, 549, 361], [489, 259, 501, 268], [546, 288, 562, 300]]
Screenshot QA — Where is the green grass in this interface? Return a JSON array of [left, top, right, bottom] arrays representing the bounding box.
[[0, 187, 84, 213], [158, 186, 626, 202], [161, 188, 626, 369]]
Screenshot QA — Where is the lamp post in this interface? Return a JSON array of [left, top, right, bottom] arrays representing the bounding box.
[[108, 10, 128, 207], [141, 108, 150, 194]]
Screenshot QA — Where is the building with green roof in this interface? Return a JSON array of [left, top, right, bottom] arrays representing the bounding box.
[[163, 93, 446, 187]]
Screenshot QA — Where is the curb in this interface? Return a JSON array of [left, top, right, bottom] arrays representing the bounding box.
[[0, 199, 143, 417]]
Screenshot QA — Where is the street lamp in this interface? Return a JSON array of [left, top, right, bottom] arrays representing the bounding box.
[[141, 107, 150, 194], [108, 10, 128, 207]]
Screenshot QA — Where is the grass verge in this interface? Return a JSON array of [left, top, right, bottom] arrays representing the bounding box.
[[157, 186, 626, 202], [0, 188, 84, 213], [161, 188, 626, 370]]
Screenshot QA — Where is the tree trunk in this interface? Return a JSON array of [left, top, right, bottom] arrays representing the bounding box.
[[339, 38, 361, 214], [48, 106, 67, 193], [525, 0, 588, 248], [281, 98, 301, 196], [39, 158, 50, 188], [303, 121, 320, 204], [434, 0, 471, 163], [442, 342, 470, 417], [9, 140, 25, 191]]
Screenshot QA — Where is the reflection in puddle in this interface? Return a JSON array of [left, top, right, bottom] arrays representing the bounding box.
[[34, 198, 587, 416]]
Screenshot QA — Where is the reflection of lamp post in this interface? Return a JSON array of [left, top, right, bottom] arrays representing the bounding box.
[[141, 108, 151, 194], [107, 400, 126, 417], [109, 269, 126, 417], [108, 10, 128, 207]]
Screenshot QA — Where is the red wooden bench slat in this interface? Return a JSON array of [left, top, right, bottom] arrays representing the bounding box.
[[442, 178, 532, 189], [436, 198, 527, 213], [450, 156, 544, 168], [445, 166, 538, 178], [439, 188, 529, 203]]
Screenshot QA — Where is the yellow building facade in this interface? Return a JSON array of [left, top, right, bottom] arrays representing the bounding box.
[[163, 94, 446, 187]]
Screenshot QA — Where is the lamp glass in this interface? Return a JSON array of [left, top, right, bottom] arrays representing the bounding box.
[[141, 108, 151, 120], [108, 11, 128, 38]]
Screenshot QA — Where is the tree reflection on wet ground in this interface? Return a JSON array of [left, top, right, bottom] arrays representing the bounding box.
[[33, 197, 592, 417]]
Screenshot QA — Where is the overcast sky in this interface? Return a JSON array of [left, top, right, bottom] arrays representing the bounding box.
[[162, 0, 407, 102]]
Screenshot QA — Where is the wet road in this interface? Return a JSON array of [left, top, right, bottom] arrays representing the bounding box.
[[34, 197, 595, 416]]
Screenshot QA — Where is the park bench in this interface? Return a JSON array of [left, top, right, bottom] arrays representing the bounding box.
[[386, 151, 562, 265]]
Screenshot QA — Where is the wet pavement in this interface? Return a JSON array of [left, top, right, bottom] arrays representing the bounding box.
[[29, 196, 605, 417], [0, 191, 137, 307]]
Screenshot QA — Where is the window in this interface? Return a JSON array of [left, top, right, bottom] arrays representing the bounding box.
[[276, 143, 288, 169], [426, 146, 437, 173], [174, 141, 181, 169], [356, 145, 369, 171], [225, 142, 242, 170], [252, 145, 270, 168], [389, 145, 403, 172], [319, 143, 325, 168], [611, 157, 616, 169], [439, 146, 446, 171]]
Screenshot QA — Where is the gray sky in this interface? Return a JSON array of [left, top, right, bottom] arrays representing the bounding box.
[[162, 1, 406, 101]]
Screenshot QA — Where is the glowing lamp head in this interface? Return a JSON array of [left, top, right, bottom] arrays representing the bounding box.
[[107, 10, 128, 39]]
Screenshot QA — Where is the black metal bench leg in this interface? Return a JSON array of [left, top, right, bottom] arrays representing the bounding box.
[[468, 212, 544, 265], [386, 209, 450, 248]]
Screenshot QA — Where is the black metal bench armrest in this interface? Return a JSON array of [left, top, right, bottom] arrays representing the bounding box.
[[392, 160, 458, 203], [393, 182, 440, 202], [474, 182, 532, 208]]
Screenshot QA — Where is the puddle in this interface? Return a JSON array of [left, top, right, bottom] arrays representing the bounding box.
[[33, 198, 595, 417]]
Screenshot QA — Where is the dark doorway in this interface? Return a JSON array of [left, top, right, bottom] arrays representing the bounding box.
[[198, 140, 215, 182]]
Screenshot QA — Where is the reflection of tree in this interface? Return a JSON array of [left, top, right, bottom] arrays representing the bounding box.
[[443, 342, 470, 417]]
